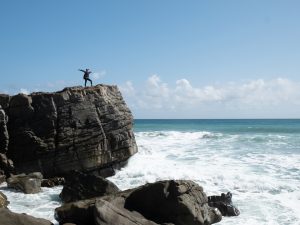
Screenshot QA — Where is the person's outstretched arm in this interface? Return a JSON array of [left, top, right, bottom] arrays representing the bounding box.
[[78, 69, 85, 72]]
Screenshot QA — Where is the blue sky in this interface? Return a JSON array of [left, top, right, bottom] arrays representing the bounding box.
[[1, 0, 300, 118]]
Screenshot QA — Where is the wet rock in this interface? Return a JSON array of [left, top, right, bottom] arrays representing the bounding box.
[[0, 85, 137, 178], [124, 180, 222, 225], [7, 172, 43, 194], [0, 191, 9, 208], [60, 171, 120, 203], [0, 208, 53, 225], [55, 180, 222, 225]]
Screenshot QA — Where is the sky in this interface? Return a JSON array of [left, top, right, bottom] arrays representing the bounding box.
[[1, 0, 300, 118]]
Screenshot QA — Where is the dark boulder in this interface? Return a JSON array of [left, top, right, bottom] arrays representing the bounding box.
[[0, 208, 53, 225], [7, 172, 43, 194], [60, 171, 120, 203], [0, 191, 9, 208], [55, 199, 96, 225], [55, 180, 222, 225], [124, 180, 222, 225], [0, 85, 137, 178]]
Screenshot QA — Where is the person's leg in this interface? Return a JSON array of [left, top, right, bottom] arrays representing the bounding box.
[[88, 78, 92, 86], [84, 79, 87, 87]]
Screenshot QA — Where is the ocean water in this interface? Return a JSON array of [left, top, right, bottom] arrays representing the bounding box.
[[1, 119, 300, 225]]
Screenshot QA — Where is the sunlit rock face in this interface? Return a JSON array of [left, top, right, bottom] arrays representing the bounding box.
[[0, 85, 137, 178]]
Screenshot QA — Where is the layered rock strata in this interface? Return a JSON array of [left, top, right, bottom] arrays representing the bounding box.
[[0, 85, 137, 177], [55, 180, 222, 225]]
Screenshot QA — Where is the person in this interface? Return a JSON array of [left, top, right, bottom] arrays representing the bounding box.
[[207, 192, 240, 216], [78, 68, 93, 87]]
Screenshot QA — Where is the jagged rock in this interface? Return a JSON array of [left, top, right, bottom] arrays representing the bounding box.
[[55, 180, 222, 225], [42, 177, 65, 187], [0, 208, 53, 225], [60, 171, 120, 203], [0, 191, 9, 208], [0, 85, 137, 178], [7, 172, 43, 194]]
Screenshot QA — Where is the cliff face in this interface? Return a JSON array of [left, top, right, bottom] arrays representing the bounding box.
[[0, 85, 137, 177]]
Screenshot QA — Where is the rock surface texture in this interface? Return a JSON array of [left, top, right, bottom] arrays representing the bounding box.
[[55, 180, 222, 225], [60, 171, 120, 203], [0, 191, 9, 208], [0, 85, 137, 177], [0, 208, 53, 225], [7, 172, 43, 194]]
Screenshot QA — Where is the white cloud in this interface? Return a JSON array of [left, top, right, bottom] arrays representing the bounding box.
[[92, 70, 106, 80], [20, 88, 30, 95], [119, 81, 135, 96], [120, 75, 300, 118]]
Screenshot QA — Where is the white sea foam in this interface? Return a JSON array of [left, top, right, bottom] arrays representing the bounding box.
[[109, 130, 300, 225], [1, 130, 300, 225], [0, 183, 62, 224]]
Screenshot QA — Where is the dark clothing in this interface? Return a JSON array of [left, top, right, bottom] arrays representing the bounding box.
[[79, 69, 93, 87], [84, 78, 92, 87], [208, 192, 240, 217]]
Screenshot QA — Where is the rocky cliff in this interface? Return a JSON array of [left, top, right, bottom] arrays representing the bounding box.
[[0, 85, 137, 178]]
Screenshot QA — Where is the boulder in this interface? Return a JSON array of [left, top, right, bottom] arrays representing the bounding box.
[[60, 171, 120, 203], [55, 180, 222, 225], [0, 191, 9, 208], [7, 172, 43, 194], [0, 208, 53, 225], [124, 180, 222, 225], [55, 199, 96, 225], [0, 85, 137, 178]]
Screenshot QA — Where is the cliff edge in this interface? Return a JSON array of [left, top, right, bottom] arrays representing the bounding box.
[[0, 85, 137, 178]]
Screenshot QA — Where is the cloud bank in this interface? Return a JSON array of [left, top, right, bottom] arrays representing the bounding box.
[[120, 75, 300, 118]]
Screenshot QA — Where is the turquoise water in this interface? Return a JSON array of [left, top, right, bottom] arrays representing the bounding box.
[[110, 119, 300, 225], [1, 119, 299, 225]]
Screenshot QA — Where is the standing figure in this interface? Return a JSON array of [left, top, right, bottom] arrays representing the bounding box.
[[79, 69, 93, 87]]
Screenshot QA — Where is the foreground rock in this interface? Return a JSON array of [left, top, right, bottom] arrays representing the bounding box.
[[7, 172, 43, 194], [0, 208, 53, 225], [60, 171, 120, 203], [94, 199, 157, 225], [0, 85, 137, 178], [0, 191, 9, 208], [55, 180, 222, 225]]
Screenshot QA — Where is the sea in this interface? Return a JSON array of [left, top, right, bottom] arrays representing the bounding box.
[[1, 119, 300, 225]]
